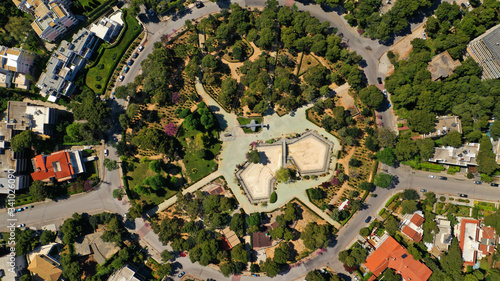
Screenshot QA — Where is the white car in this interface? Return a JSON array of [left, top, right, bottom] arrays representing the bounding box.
[[422, 33, 427, 40], [465, 1, 470, 7], [382, 89, 388, 96], [428, 175, 436, 179], [104, 149, 109, 156], [119, 75, 125, 82], [17, 224, 25, 228]]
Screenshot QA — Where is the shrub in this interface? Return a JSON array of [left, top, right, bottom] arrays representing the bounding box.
[[439, 196, 446, 202], [270, 192, 277, 203]]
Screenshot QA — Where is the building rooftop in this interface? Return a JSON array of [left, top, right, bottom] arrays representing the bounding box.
[[365, 235, 432, 281], [428, 143, 480, 167], [221, 227, 241, 249], [107, 264, 145, 281], [402, 226, 423, 243], [89, 14, 122, 42], [427, 51, 462, 81], [459, 219, 480, 266], [27, 255, 62, 281], [75, 230, 121, 265], [423, 116, 462, 138], [252, 225, 273, 249], [31, 150, 85, 182], [467, 23, 500, 80]]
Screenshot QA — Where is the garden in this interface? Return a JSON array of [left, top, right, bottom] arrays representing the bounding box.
[[85, 10, 142, 95]]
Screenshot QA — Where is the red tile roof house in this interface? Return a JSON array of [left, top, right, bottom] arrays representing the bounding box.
[[401, 212, 425, 243], [456, 219, 498, 266], [364, 235, 432, 281], [478, 226, 497, 257], [31, 150, 86, 182]]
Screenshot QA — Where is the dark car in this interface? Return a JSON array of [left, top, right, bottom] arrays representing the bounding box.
[[178, 271, 185, 278], [365, 216, 372, 223], [474, 181, 482, 185], [124, 66, 130, 73], [459, 194, 468, 198], [127, 60, 134, 66], [491, 183, 499, 187], [438, 176, 448, 180], [377, 77, 383, 84], [132, 52, 138, 59], [195, 1, 204, 8]]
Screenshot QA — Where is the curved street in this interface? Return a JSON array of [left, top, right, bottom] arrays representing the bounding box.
[[5, 1, 500, 280]]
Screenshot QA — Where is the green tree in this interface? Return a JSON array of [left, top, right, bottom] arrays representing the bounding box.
[[247, 149, 261, 164], [416, 138, 435, 160], [401, 200, 419, 215], [11, 130, 41, 152], [301, 222, 332, 250], [231, 243, 248, 263], [407, 243, 423, 260], [15, 228, 35, 255], [403, 189, 420, 200], [386, 215, 399, 236], [377, 127, 397, 148], [275, 167, 291, 183], [229, 213, 245, 237], [273, 242, 290, 264], [40, 230, 56, 245], [376, 147, 396, 166], [29, 180, 48, 202], [246, 213, 262, 226], [374, 173, 394, 188], [407, 110, 436, 134], [359, 85, 384, 109], [338, 248, 367, 267], [149, 160, 162, 173], [383, 268, 402, 281], [261, 258, 280, 277], [477, 135, 499, 175], [157, 263, 173, 278], [161, 250, 174, 262], [441, 237, 463, 277], [491, 121, 500, 140], [359, 227, 370, 236], [441, 131, 462, 148], [219, 78, 238, 108]]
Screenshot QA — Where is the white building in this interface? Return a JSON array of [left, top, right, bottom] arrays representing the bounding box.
[[90, 12, 123, 43], [37, 28, 99, 102], [0, 46, 35, 89]]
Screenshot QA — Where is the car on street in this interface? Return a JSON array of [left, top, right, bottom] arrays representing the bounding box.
[[365, 216, 372, 223], [138, 45, 144, 52], [474, 181, 482, 185], [428, 175, 436, 179], [22, 206, 28, 210], [178, 271, 185, 278], [119, 75, 124, 82], [438, 176, 447, 180], [104, 149, 109, 156], [17, 224, 25, 228], [195, 1, 203, 8], [491, 183, 499, 187], [132, 52, 138, 59], [16, 208, 22, 212], [459, 194, 468, 198], [377, 77, 383, 84], [127, 60, 134, 66], [420, 189, 427, 192], [124, 66, 130, 73]]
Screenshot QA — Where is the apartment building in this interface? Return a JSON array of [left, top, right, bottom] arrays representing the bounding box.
[[0, 46, 35, 89]]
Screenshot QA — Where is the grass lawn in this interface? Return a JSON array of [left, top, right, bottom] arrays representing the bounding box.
[[177, 126, 220, 183], [126, 161, 178, 205], [86, 11, 141, 95], [237, 117, 263, 133], [476, 201, 497, 211]]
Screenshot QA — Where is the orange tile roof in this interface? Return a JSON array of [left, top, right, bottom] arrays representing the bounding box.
[[482, 227, 496, 240], [410, 213, 425, 228], [28, 255, 62, 281], [31, 22, 43, 35], [402, 226, 423, 243], [31, 151, 75, 182], [365, 236, 432, 281]]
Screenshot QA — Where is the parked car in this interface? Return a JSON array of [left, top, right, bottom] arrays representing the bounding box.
[[22, 206, 28, 210], [377, 77, 383, 84], [491, 183, 499, 187], [422, 32, 427, 40], [132, 52, 139, 59], [420, 189, 427, 192], [195, 1, 204, 8], [180, 252, 186, 257], [438, 176, 448, 180], [459, 194, 468, 198], [428, 175, 436, 179], [17, 224, 25, 228], [124, 66, 130, 73], [104, 149, 109, 156], [127, 60, 134, 66], [365, 216, 372, 223], [474, 181, 482, 185], [382, 89, 388, 96], [178, 271, 185, 278], [119, 75, 124, 82], [138, 45, 144, 52], [465, 1, 470, 7], [16, 208, 22, 212]]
